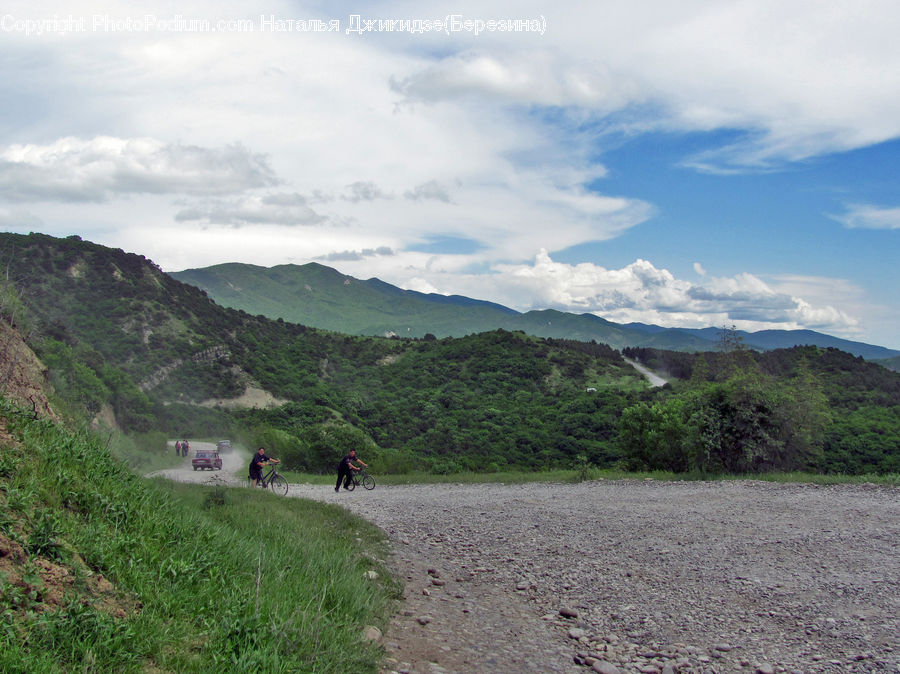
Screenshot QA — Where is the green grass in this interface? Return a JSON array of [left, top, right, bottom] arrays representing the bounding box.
[[106, 431, 184, 474], [281, 467, 900, 487], [0, 398, 398, 673], [719, 471, 900, 486]]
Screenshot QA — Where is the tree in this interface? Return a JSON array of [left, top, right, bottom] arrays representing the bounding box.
[[618, 398, 688, 471]]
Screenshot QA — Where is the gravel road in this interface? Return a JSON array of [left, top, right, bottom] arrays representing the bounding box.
[[301, 480, 900, 674], [148, 453, 900, 673]]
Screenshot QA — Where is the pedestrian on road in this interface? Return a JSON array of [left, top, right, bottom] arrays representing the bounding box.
[[335, 449, 367, 492], [249, 446, 279, 488]]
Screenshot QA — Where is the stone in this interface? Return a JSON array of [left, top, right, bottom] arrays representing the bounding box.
[[568, 628, 587, 640], [592, 661, 621, 674], [362, 625, 382, 643], [559, 607, 579, 619]]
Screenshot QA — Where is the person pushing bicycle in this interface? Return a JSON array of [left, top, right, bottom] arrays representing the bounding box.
[[335, 448, 367, 492], [249, 446, 279, 487]]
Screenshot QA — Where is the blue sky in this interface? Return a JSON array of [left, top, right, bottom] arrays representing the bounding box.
[[1, 1, 898, 348]]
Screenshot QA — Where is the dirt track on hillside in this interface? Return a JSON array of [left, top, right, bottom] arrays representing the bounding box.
[[147, 457, 900, 673]]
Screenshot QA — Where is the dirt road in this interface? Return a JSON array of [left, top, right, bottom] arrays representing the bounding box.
[[297, 480, 900, 674], [147, 456, 900, 673], [145, 440, 246, 483], [624, 358, 668, 388]]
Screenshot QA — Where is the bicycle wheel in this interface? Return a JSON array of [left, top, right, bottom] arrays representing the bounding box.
[[268, 474, 289, 496], [346, 476, 356, 491], [362, 474, 375, 490]]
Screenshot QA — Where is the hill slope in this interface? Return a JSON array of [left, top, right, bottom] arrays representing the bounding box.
[[171, 262, 900, 359], [0, 232, 644, 470]]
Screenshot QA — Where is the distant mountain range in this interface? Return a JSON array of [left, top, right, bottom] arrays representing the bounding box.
[[171, 262, 900, 361]]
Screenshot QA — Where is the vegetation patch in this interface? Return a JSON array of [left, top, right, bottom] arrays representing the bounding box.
[[0, 399, 397, 672]]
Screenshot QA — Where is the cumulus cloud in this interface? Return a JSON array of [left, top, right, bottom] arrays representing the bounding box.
[[0, 136, 277, 202], [486, 250, 859, 334], [831, 204, 900, 230]]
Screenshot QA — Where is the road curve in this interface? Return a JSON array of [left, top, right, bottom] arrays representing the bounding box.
[[624, 357, 668, 387]]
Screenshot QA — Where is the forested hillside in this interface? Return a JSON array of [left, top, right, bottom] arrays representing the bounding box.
[[2, 232, 898, 475], [622, 345, 900, 474], [0, 233, 643, 472]]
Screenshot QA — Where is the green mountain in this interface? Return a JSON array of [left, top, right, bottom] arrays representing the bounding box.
[[171, 262, 900, 359], [171, 262, 519, 338]]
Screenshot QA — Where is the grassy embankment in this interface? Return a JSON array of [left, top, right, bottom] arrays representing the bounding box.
[[0, 398, 398, 673]]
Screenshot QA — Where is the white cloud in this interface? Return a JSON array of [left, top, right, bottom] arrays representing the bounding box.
[[831, 204, 900, 230], [341, 181, 392, 203], [316, 247, 394, 262], [393, 0, 900, 170], [173, 193, 326, 227], [404, 180, 452, 203], [394, 250, 862, 336], [693, 262, 706, 276], [0, 136, 276, 202]]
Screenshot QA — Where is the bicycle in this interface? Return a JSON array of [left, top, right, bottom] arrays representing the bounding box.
[[250, 463, 289, 496], [346, 469, 375, 491]]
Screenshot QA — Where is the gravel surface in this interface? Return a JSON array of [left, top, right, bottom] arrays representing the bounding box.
[[149, 455, 900, 673], [298, 479, 900, 674]]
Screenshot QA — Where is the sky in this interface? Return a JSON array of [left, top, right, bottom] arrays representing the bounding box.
[[1, 1, 899, 349]]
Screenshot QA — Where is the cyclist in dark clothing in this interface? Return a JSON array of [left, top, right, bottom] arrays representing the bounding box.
[[249, 446, 279, 487], [335, 449, 367, 492]]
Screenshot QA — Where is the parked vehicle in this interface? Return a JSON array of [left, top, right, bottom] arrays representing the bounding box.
[[216, 440, 233, 452], [192, 450, 223, 471]]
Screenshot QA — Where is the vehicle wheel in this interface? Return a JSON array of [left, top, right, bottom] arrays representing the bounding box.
[[362, 475, 375, 490], [346, 478, 356, 491], [193, 466, 198, 471], [269, 475, 289, 496]]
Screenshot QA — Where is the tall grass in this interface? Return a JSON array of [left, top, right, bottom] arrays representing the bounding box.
[[0, 398, 397, 672]]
